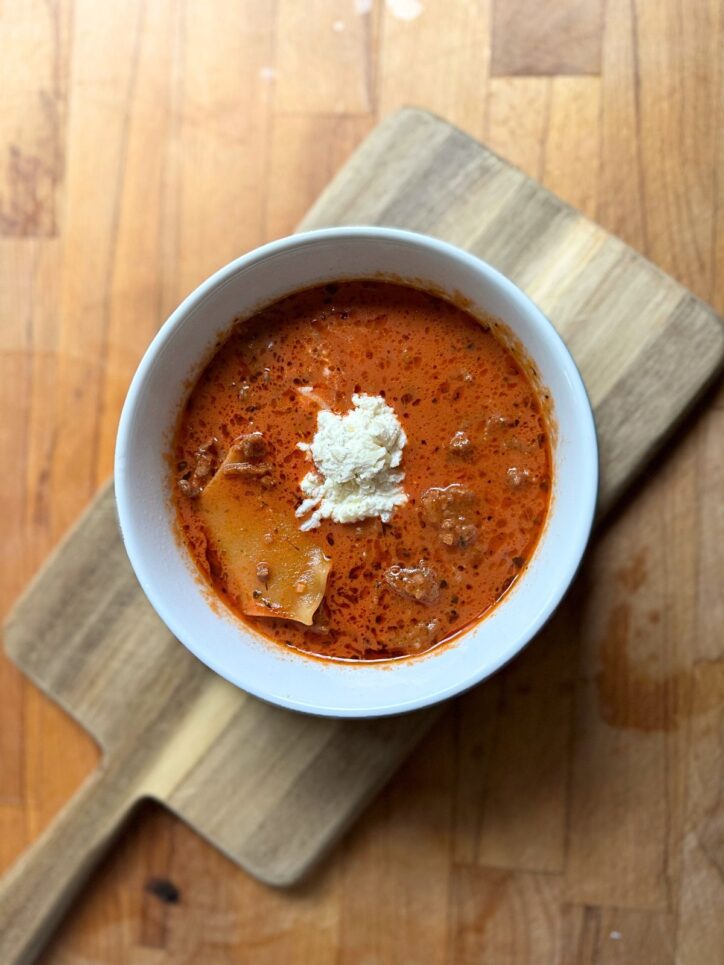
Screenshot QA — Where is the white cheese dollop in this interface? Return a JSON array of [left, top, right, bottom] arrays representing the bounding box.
[[296, 393, 408, 531]]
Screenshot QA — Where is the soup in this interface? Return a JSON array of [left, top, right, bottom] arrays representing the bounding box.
[[173, 280, 552, 660]]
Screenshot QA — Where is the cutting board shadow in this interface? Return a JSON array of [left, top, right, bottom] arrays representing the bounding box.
[[1, 108, 722, 965]]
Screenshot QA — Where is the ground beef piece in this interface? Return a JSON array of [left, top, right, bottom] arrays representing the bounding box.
[[440, 517, 478, 547], [221, 432, 272, 479], [483, 414, 517, 443], [233, 431, 267, 460], [449, 430, 474, 457], [177, 477, 200, 498], [177, 438, 218, 498], [506, 466, 534, 488], [193, 448, 215, 479], [420, 484, 478, 548], [384, 562, 441, 605], [397, 618, 441, 653], [421, 483, 475, 521]]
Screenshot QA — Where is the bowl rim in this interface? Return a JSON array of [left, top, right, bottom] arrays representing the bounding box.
[[115, 226, 598, 717]]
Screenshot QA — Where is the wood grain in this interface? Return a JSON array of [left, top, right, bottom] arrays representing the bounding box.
[[485, 77, 551, 177], [561, 905, 675, 963], [451, 867, 562, 963], [276, 0, 376, 114], [460, 613, 578, 874], [266, 114, 376, 239], [2, 106, 722, 964], [0, 1, 722, 961], [378, 0, 490, 136], [491, 0, 603, 76], [675, 660, 724, 965], [0, 0, 70, 236]]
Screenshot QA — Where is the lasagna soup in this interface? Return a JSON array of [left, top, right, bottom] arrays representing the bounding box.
[[173, 280, 552, 660]]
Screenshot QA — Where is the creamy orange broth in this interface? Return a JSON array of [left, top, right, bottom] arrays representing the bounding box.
[[173, 280, 552, 660]]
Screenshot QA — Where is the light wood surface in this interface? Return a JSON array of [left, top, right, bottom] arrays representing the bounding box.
[[1, 2, 722, 963], [3, 105, 722, 962]]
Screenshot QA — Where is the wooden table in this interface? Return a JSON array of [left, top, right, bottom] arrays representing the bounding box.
[[1, 2, 721, 962]]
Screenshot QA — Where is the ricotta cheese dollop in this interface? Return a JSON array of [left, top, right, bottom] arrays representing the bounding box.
[[296, 393, 408, 531]]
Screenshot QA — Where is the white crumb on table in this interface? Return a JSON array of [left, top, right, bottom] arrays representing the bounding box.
[[385, 0, 424, 22]]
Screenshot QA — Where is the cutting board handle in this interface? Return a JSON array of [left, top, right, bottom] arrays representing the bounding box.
[[0, 760, 136, 964]]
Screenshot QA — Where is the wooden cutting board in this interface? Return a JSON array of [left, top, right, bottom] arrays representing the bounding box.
[[1, 108, 722, 964]]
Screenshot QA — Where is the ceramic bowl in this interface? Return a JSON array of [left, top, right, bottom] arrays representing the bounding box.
[[115, 227, 598, 717]]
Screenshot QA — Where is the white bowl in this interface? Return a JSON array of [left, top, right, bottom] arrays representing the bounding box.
[[115, 227, 598, 718]]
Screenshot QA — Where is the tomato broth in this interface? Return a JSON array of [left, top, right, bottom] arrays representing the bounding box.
[[173, 280, 552, 660]]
